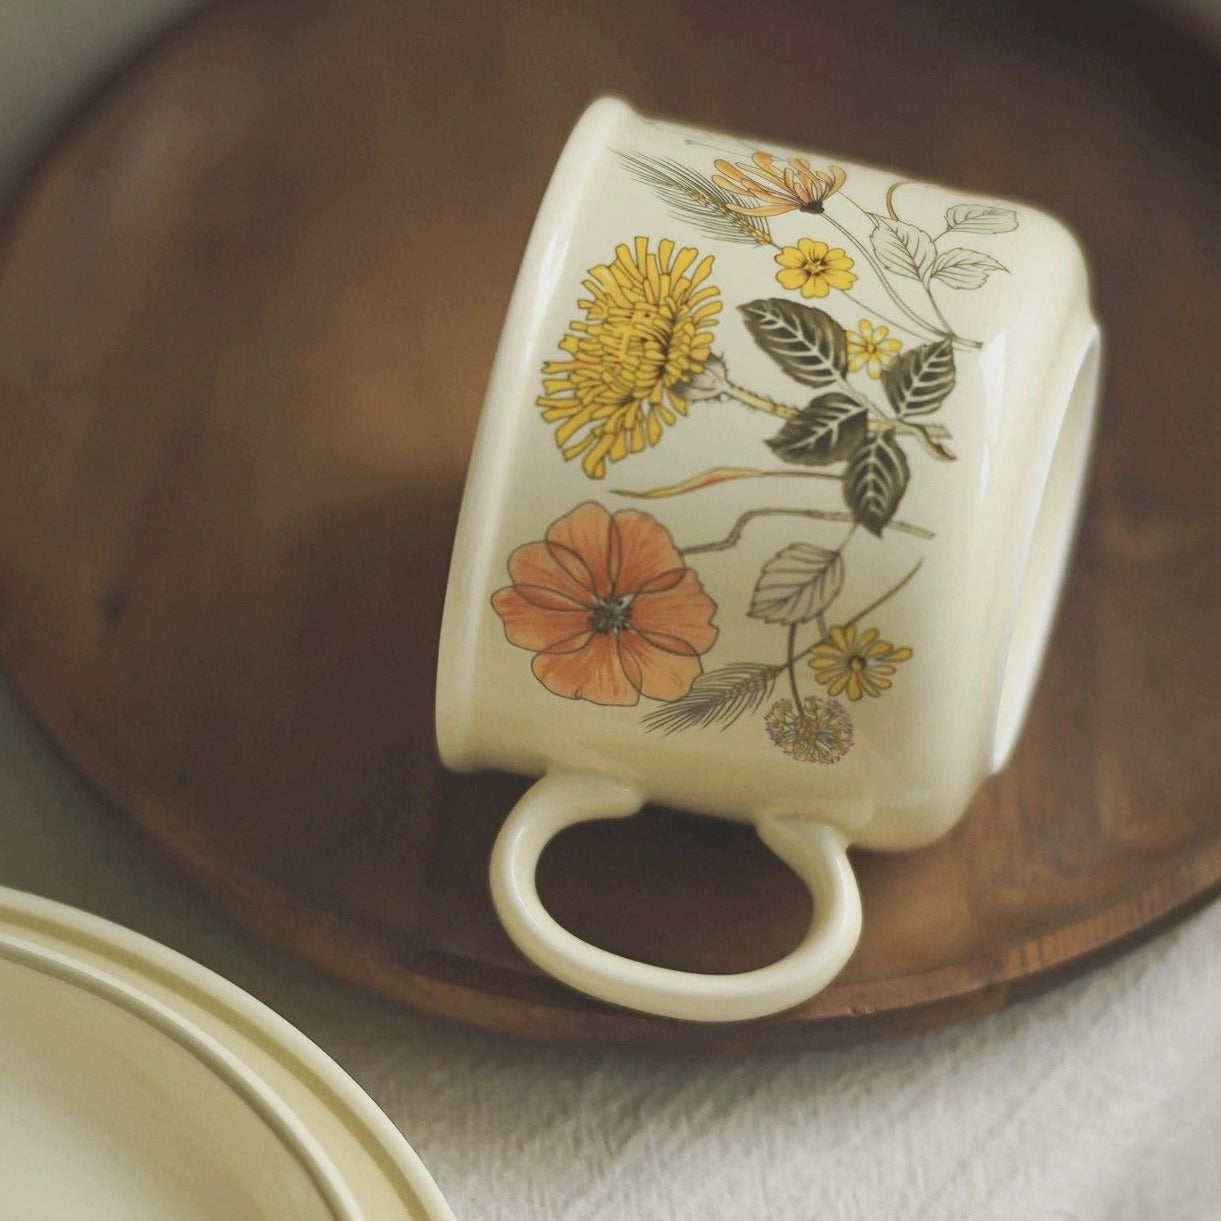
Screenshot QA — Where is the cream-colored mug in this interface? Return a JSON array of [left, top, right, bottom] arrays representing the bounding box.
[[436, 98, 1101, 1022]]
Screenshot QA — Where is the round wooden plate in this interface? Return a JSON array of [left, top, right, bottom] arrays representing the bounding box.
[[0, 0, 1217, 1048]]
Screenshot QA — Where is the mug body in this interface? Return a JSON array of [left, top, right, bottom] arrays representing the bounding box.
[[436, 98, 1100, 851]]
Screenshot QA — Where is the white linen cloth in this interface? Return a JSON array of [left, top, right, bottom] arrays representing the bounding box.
[[0, 6, 1218, 1219], [0, 669, 1218, 1221]]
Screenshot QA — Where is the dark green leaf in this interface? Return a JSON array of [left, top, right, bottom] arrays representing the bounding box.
[[739, 298, 848, 388], [844, 432, 910, 536], [748, 544, 845, 625], [868, 215, 936, 281], [883, 338, 956, 418], [944, 203, 1018, 234], [766, 393, 868, 466], [929, 246, 1007, 289], [642, 663, 779, 733]]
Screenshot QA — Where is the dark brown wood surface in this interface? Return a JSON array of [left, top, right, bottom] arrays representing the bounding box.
[[0, 0, 1217, 1048]]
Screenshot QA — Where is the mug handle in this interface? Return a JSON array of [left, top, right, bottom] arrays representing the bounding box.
[[489, 770, 863, 1022]]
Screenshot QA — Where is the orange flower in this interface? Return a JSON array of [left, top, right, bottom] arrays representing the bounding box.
[[492, 502, 718, 706], [712, 152, 846, 217]]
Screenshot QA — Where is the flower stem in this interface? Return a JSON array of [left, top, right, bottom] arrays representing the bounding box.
[[786, 623, 802, 707], [869, 417, 955, 460], [821, 211, 941, 341], [841, 290, 929, 343], [830, 205, 983, 352], [795, 559, 924, 664], [884, 181, 912, 222], [723, 380, 798, 420], [837, 375, 890, 420], [922, 282, 958, 340], [814, 611, 831, 653]]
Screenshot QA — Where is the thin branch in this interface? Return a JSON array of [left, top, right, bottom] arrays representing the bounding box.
[[821, 211, 942, 341], [785, 624, 802, 706], [922, 281, 958, 341], [613, 466, 840, 500], [885, 180, 913, 222], [811, 610, 832, 660], [800, 559, 925, 665], [840, 375, 893, 421], [681, 507, 933, 556], [847, 558, 924, 628], [841, 289, 930, 343], [793, 560, 923, 666], [829, 205, 982, 352], [903, 420, 956, 462]]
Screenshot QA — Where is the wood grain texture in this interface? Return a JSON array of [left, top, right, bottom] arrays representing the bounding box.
[[0, 0, 1216, 1048]]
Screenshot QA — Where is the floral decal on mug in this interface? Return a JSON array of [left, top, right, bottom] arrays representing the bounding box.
[[536, 237, 723, 480], [496, 149, 1020, 761], [491, 502, 718, 706]]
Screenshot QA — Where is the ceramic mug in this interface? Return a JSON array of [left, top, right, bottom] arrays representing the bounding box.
[[435, 97, 1101, 1022]]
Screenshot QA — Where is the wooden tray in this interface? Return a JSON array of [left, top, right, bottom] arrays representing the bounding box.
[[0, 0, 1216, 1049]]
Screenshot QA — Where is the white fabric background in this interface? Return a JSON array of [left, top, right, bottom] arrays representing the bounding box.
[[0, 5, 1218, 1219]]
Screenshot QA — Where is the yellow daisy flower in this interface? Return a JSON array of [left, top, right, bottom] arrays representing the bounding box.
[[809, 624, 913, 701], [537, 237, 722, 480], [846, 319, 903, 379], [774, 238, 856, 300]]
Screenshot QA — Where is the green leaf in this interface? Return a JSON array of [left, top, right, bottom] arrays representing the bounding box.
[[641, 663, 779, 734], [944, 203, 1018, 234], [883, 338, 956, 418], [868, 215, 936, 281], [766, 393, 868, 466], [844, 432, 910, 536], [749, 544, 845, 625], [929, 247, 1007, 289], [739, 298, 848, 388]]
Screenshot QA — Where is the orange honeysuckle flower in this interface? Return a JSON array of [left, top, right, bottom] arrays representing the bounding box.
[[712, 153, 847, 217]]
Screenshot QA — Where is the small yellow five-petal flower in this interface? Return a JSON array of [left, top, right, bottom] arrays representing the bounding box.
[[846, 319, 903, 379], [774, 238, 856, 300], [809, 624, 913, 701]]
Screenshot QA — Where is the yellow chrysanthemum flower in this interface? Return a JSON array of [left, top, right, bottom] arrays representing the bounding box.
[[537, 237, 722, 480], [808, 624, 913, 701], [846, 319, 903, 379], [774, 238, 856, 300]]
